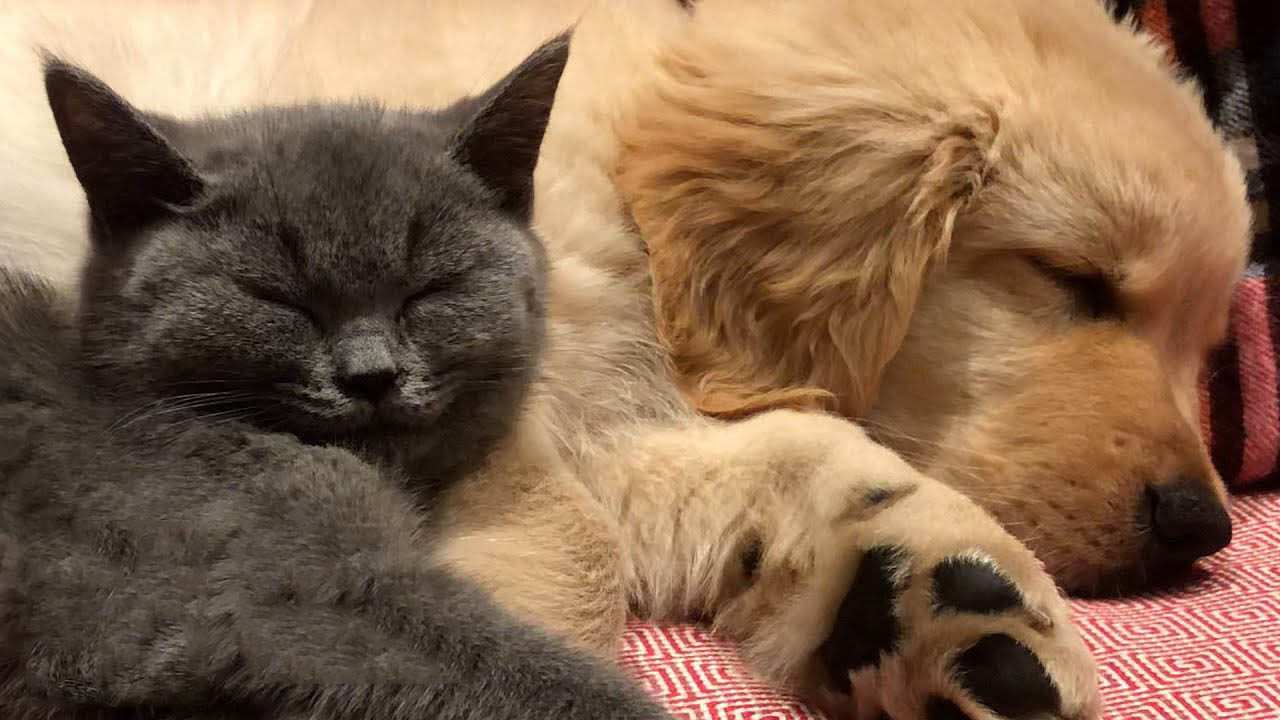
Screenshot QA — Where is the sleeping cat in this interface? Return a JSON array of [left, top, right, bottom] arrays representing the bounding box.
[[0, 36, 669, 720]]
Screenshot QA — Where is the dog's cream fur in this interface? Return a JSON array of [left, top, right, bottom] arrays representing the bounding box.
[[0, 0, 1244, 716]]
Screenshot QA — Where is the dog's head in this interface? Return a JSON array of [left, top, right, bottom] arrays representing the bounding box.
[[614, 0, 1251, 593]]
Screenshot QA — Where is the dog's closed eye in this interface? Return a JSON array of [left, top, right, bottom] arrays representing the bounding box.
[[1031, 259, 1121, 321]]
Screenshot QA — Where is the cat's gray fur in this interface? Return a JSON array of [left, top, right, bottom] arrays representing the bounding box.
[[0, 35, 670, 720]]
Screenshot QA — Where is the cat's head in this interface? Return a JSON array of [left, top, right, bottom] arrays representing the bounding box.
[[45, 35, 570, 486]]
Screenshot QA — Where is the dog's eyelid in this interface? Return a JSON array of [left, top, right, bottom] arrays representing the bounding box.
[[1027, 255, 1107, 280], [1028, 258, 1122, 320]]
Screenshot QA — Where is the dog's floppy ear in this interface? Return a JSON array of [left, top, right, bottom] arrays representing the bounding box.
[[615, 39, 997, 419]]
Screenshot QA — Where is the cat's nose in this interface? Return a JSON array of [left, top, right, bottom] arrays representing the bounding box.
[[334, 333, 399, 402], [338, 367, 398, 402]]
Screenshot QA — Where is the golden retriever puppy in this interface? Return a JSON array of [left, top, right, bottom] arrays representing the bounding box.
[[0, 1, 1110, 718], [615, 0, 1251, 595]]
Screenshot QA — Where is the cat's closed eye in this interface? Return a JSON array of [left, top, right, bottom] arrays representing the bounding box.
[[237, 281, 318, 326], [402, 274, 464, 314]]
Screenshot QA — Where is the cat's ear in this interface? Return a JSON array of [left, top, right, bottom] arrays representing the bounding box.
[[452, 32, 571, 220], [43, 58, 203, 239]]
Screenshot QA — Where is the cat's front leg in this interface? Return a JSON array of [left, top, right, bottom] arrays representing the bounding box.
[[589, 410, 1102, 720], [10, 433, 666, 720]]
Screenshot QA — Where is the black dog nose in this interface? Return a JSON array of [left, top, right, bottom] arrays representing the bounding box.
[[337, 367, 398, 402], [1145, 478, 1232, 563]]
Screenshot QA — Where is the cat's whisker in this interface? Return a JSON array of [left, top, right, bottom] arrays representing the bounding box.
[[156, 379, 259, 390], [457, 378, 527, 388], [104, 391, 258, 436], [152, 407, 267, 441]]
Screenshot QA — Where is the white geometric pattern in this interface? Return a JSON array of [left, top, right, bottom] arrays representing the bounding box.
[[618, 492, 1280, 719]]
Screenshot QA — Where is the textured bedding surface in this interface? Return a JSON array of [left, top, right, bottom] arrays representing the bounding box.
[[621, 2, 1280, 717]]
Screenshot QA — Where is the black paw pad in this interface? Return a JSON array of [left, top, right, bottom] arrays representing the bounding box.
[[932, 556, 1022, 616], [818, 545, 908, 693], [925, 697, 971, 720], [954, 634, 1060, 718]]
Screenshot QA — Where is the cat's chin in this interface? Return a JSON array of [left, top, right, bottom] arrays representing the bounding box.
[[288, 416, 420, 448], [288, 406, 441, 458], [270, 392, 437, 438]]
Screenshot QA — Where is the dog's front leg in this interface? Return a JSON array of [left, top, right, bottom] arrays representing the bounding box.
[[585, 409, 1102, 720], [434, 448, 631, 658]]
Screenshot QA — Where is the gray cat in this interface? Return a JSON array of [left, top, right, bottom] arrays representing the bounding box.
[[0, 35, 670, 720]]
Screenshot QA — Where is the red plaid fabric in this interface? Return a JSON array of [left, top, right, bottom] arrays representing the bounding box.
[[1121, 0, 1280, 489], [1203, 275, 1280, 488], [621, 492, 1280, 718]]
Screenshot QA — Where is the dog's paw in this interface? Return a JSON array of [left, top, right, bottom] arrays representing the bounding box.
[[819, 541, 1099, 720], [707, 412, 1100, 720]]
